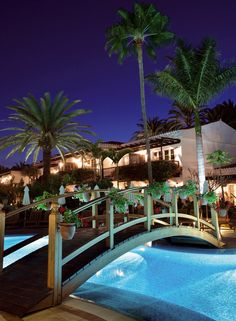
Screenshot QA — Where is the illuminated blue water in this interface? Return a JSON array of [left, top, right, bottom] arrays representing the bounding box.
[[75, 245, 236, 321], [4, 234, 48, 268], [4, 235, 34, 250]]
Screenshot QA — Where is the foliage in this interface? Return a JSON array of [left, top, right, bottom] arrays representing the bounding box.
[[131, 116, 167, 140], [204, 99, 236, 129], [105, 3, 174, 63], [29, 174, 63, 197], [203, 191, 218, 204], [108, 188, 132, 213], [34, 191, 55, 210], [0, 179, 24, 205], [61, 209, 82, 228], [119, 160, 181, 181], [0, 91, 93, 183], [106, 2, 174, 183], [89, 179, 113, 189], [147, 181, 170, 199], [148, 38, 236, 192], [206, 150, 232, 167], [135, 193, 144, 206], [70, 168, 95, 184], [178, 180, 197, 197]]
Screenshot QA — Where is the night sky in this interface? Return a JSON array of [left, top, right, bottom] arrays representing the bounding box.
[[1, 0, 236, 167]]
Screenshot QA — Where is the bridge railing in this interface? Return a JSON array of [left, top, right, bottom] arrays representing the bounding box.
[[1, 187, 221, 306]]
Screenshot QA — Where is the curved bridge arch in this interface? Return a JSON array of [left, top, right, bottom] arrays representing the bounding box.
[[62, 226, 223, 298]]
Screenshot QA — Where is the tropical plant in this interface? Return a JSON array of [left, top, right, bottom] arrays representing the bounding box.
[[119, 160, 181, 182], [207, 149, 232, 201], [77, 140, 108, 180], [147, 38, 236, 193], [61, 209, 82, 228], [204, 99, 236, 129], [105, 148, 131, 188], [108, 188, 132, 213], [147, 181, 170, 199], [106, 2, 174, 183], [178, 180, 197, 199], [0, 91, 93, 184], [131, 116, 167, 140], [203, 191, 218, 204], [166, 102, 207, 130], [206, 150, 232, 167], [34, 191, 55, 210]]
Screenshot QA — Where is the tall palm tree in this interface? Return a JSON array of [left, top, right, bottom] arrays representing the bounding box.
[[105, 3, 174, 183], [204, 99, 236, 129], [166, 102, 207, 130], [105, 148, 131, 188], [0, 91, 92, 183], [131, 116, 167, 140], [148, 38, 236, 193]]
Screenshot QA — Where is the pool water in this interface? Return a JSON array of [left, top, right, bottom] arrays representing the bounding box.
[[74, 244, 236, 321], [4, 234, 34, 250], [4, 234, 48, 268]]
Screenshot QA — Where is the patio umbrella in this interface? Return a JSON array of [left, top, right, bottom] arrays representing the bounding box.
[[22, 185, 30, 227], [58, 185, 66, 206], [94, 184, 100, 198], [22, 185, 30, 205]]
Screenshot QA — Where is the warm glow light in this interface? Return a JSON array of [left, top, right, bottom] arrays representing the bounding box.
[[58, 161, 64, 169], [72, 157, 82, 168], [0, 174, 12, 184], [51, 168, 59, 174]]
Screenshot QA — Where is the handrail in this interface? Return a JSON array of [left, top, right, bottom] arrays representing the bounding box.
[[6, 187, 144, 219]]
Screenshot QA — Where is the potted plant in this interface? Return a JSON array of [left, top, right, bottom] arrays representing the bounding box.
[[147, 181, 170, 200], [108, 188, 131, 213], [178, 180, 197, 200], [202, 191, 218, 205], [59, 209, 82, 240]]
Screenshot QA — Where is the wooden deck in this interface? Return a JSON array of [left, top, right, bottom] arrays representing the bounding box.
[[1, 225, 145, 317]]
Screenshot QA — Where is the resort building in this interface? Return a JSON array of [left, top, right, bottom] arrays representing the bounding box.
[[1, 120, 236, 200]]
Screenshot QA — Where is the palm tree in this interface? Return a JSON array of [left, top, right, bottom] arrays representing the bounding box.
[[204, 99, 236, 129], [105, 3, 174, 183], [0, 91, 92, 184], [148, 38, 236, 193], [166, 102, 207, 130], [78, 140, 108, 180], [105, 148, 131, 188], [131, 116, 167, 140]]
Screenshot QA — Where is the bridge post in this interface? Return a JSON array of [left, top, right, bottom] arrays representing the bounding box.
[[144, 189, 148, 229], [109, 202, 114, 249], [147, 194, 152, 232], [0, 206, 5, 273], [172, 193, 178, 226], [193, 195, 200, 230], [47, 202, 62, 305], [211, 207, 221, 241], [91, 192, 98, 229]]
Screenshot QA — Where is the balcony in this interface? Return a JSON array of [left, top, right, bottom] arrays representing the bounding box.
[[103, 160, 181, 181]]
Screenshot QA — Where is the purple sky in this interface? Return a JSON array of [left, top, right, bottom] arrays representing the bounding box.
[[1, 0, 236, 167]]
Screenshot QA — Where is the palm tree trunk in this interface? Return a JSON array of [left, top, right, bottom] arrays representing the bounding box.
[[136, 43, 153, 184], [43, 149, 51, 184], [194, 111, 206, 194]]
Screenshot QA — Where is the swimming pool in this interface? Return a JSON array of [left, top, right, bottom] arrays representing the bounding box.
[[4, 234, 48, 268], [4, 234, 34, 250], [74, 244, 236, 321]]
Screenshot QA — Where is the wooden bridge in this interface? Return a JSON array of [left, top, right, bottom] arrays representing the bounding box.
[[0, 187, 223, 317]]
